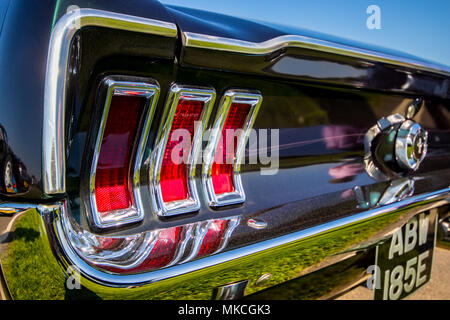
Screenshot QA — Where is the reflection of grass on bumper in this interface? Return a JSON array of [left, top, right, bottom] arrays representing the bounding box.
[[0, 203, 408, 299], [1, 210, 66, 299], [85, 207, 404, 300]]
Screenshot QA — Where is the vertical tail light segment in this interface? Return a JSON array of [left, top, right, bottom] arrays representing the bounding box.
[[203, 90, 263, 207], [90, 78, 160, 229], [89, 81, 261, 230], [150, 85, 216, 217]]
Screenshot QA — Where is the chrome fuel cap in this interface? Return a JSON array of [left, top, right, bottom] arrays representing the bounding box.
[[395, 120, 428, 170], [364, 101, 429, 180]]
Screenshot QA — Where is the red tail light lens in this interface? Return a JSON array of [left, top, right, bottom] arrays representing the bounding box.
[[95, 95, 145, 213], [203, 90, 262, 207], [151, 85, 215, 217], [211, 103, 251, 194], [90, 78, 159, 229], [160, 99, 203, 202]]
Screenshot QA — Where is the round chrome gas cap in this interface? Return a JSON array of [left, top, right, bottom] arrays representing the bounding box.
[[395, 120, 428, 170]]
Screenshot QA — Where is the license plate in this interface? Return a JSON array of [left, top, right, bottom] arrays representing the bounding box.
[[374, 210, 437, 300]]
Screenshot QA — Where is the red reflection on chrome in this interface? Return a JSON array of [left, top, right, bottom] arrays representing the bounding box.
[[83, 218, 240, 274], [134, 227, 182, 270], [160, 99, 203, 203], [211, 103, 251, 194], [104, 226, 182, 274], [95, 238, 123, 251], [197, 220, 227, 257]]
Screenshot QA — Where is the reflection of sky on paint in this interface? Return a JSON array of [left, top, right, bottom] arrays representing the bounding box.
[[0, 1, 8, 34], [162, 0, 450, 68], [258, 126, 364, 158], [243, 163, 372, 209], [271, 56, 367, 79]]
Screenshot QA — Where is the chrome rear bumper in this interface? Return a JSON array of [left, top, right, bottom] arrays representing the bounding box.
[[0, 185, 449, 300]]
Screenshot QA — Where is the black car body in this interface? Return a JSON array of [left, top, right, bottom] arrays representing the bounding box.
[[0, 0, 449, 300]]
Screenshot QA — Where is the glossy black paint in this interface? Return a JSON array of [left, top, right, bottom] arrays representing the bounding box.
[[168, 6, 450, 100], [0, 0, 178, 201], [0, 0, 448, 203], [0, 124, 30, 195], [52, 0, 176, 27], [0, 0, 449, 300], [245, 249, 375, 300], [0, 0, 448, 239], [180, 48, 450, 100], [64, 32, 450, 236], [0, 0, 55, 200]]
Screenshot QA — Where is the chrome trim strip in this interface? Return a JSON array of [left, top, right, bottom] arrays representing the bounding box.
[[214, 218, 240, 254], [213, 280, 249, 300], [43, 8, 177, 195], [81, 233, 158, 270], [202, 90, 262, 207], [182, 32, 450, 77], [149, 84, 216, 217], [179, 218, 240, 264], [166, 225, 195, 268], [178, 221, 210, 264], [55, 199, 241, 277], [53, 187, 450, 286], [89, 78, 160, 229]]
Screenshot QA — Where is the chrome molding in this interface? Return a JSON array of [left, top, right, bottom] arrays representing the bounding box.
[[213, 280, 249, 300], [182, 32, 450, 77], [364, 113, 405, 180], [55, 200, 241, 276], [43, 9, 177, 195], [89, 78, 160, 229], [364, 111, 428, 180], [179, 218, 240, 264], [52, 187, 450, 286], [149, 84, 216, 217], [355, 178, 415, 209], [202, 90, 262, 207]]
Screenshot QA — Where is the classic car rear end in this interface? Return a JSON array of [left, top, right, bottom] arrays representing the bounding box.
[[0, 0, 449, 300]]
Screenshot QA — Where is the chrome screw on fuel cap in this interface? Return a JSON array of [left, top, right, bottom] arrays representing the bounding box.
[[395, 120, 428, 170]]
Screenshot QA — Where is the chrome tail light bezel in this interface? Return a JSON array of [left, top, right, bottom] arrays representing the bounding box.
[[149, 84, 216, 217], [202, 89, 263, 208], [89, 77, 160, 229]]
